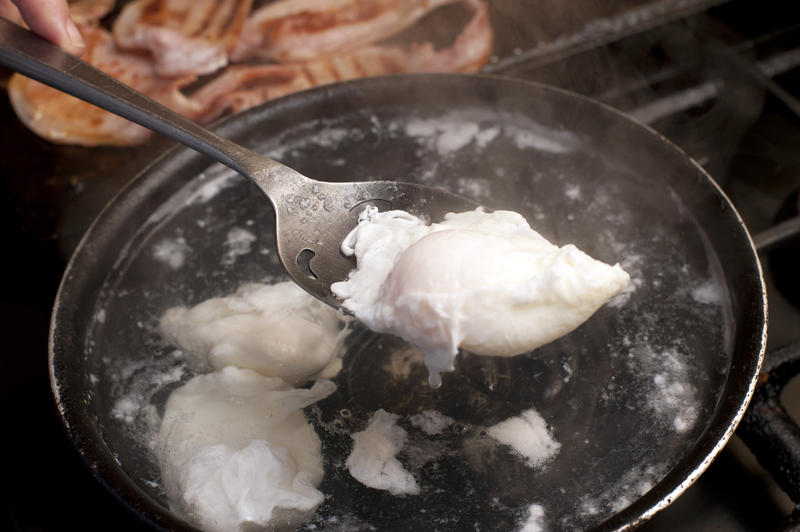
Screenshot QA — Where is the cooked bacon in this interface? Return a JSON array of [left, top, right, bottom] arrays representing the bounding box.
[[406, 0, 492, 73], [194, 0, 492, 123], [112, 0, 252, 77], [230, 0, 462, 63], [188, 64, 307, 123], [6, 0, 493, 146], [8, 25, 200, 146], [69, 0, 116, 24], [190, 46, 407, 122]]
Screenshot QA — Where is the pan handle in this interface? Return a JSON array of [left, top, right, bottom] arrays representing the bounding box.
[[0, 17, 258, 176]]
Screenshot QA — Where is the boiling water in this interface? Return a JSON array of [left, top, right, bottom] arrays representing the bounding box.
[[86, 107, 732, 530]]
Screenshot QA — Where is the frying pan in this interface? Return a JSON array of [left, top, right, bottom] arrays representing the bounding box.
[[49, 74, 766, 531]]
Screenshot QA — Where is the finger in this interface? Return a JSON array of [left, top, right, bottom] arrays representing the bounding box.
[[0, 0, 22, 23], [10, 0, 85, 54]]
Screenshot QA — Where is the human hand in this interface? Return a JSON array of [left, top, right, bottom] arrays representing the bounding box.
[[0, 0, 85, 54]]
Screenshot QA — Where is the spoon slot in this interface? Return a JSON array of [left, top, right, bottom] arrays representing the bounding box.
[[296, 248, 318, 280]]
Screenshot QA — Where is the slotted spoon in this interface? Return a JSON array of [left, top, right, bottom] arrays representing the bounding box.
[[0, 18, 476, 308]]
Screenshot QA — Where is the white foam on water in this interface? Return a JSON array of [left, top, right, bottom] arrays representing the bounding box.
[[487, 409, 561, 469], [152, 236, 191, 270], [519, 503, 546, 532], [409, 410, 455, 435], [222, 227, 256, 266]]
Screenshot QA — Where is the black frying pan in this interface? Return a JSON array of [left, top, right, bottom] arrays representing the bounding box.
[[49, 74, 766, 531]]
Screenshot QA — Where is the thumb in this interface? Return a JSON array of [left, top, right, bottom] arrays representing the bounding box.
[[11, 0, 85, 54]]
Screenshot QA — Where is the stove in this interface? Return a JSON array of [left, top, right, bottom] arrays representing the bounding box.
[[2, 0, 799, 529]]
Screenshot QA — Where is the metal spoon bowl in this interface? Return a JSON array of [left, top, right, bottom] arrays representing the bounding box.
[[0, 18, 476, 307]]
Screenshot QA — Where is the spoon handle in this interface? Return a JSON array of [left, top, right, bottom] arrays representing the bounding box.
[[0, 17, 271, 178]]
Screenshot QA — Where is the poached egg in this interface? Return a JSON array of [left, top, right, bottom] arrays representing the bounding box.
[[331, 208, 630, 386]]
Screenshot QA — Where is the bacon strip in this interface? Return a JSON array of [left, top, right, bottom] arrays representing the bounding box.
[[68, 0, 116, 24], [406, 0, 492, 73], [194, 0, 492, 123], [190, 46, 408, 123], [7, 0, 493, 146], [112, 0, 252, 77], [230, 0, 462, 63], [8, 25, 200, 146]]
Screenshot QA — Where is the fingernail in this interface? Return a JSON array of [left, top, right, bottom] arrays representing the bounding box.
[[65, 20, 85, 51]]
